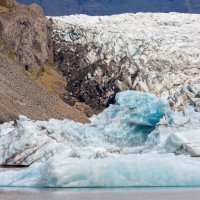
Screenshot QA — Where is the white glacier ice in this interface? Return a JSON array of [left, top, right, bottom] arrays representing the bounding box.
[[0, 91, 200, 187], [51, 13, 200, 112]]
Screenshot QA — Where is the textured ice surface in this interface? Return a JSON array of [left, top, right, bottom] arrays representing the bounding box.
[[0, 91, 171, 165], [166, 130, 200, 156], [1, 154, 200, 187], [52, 13, 200, 111], [0, 91, 200, 187]]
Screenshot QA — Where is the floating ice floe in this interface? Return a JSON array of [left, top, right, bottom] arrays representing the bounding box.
[[1, 154, 200, 187], [0, 91, 200, 187]]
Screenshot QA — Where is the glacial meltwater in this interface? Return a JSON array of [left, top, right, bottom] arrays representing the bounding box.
[[0, 91, 200, 188]]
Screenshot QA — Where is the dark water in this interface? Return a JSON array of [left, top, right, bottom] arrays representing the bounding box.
[[1, 187, 200, 200]]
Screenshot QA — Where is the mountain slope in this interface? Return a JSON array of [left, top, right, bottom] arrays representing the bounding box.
[[0, 0, 88, 123], [17, 0, 200, 16]]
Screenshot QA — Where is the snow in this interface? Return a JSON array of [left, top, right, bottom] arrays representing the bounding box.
[[0, 91, 200, 187]]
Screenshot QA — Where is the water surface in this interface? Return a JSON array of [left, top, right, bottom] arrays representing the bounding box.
[[1, 187, 200, 200]]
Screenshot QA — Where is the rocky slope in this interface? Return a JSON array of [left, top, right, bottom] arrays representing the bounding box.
[[17, 0, 200, 16], [0, 0, 88, 123], [51, 13, 200, 112]]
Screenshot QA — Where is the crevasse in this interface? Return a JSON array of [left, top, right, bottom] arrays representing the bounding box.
[[0, 91, 200, 187]]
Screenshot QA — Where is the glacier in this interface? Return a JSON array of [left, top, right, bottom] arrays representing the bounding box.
[[51, 13, 200, 112], [0, 91, 200, 187]]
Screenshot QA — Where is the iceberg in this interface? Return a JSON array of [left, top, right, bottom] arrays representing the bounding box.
[[1, 154, 200, 187], [0, 91, 171, 166], [0, 91, 200, 187]]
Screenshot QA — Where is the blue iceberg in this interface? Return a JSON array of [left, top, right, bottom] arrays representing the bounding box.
[[91, 91, 172, 147]]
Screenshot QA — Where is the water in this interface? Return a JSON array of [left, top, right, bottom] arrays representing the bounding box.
[[1, 187, 200, 200]]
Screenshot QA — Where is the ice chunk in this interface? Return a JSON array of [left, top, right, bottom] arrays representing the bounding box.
[[92, 91, 172, 147], [166, 130, 200, 156], [115, 91, 171, 126], [1, 154, 200, 187]]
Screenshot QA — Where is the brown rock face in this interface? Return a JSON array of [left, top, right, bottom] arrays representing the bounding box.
[[0, 52, 88, 123], [0, 0, 15, 8], [0, 3, 52, 73], [0, 2, 89, 123]]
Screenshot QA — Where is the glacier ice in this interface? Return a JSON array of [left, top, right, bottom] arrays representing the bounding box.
[[0, 91, 200, 187], [51, 13, 200, 112], [1, 154, 200, 187]]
